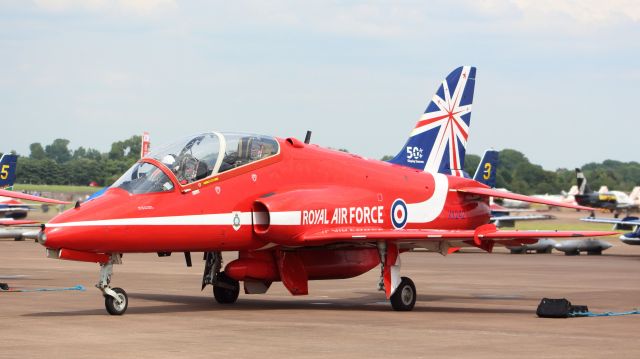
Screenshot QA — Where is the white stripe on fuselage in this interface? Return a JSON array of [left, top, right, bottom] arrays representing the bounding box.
[[406, 173, 449, 224], [46, 176, 448, 229], [46, 211, 302, 228]]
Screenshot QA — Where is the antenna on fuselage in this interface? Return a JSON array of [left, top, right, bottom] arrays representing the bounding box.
[[304, 130, 312, 144]]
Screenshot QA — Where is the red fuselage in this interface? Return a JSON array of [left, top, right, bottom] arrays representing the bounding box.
[[43, 137, 490, 254]]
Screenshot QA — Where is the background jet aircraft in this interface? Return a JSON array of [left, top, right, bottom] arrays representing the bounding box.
[[574, 168, 638, 217], [0, 154, 67, 239], [582, 216, 640, 245], [0, 154, 45, 219], [0, 154, 69, 206], [469, 150, 554, 228]]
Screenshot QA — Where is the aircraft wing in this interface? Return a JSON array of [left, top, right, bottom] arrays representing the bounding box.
[[581, 217, 640, 226], [458, 187, 595, 211], [299, 226, 617, 247], [0, 189, 69, 205], [0, 219, 39, 226]]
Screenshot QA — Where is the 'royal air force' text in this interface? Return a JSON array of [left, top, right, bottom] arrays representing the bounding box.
[[302, 206, 384, 225]]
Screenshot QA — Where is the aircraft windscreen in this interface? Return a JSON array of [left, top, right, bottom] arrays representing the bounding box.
[[149, 133, 221, 185], [112, 162, 174, 194]]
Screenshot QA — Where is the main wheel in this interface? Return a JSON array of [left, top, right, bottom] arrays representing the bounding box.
[[390, 277, 416, 311], [213, 271, 240, 304], [105, 287, 128, 315]]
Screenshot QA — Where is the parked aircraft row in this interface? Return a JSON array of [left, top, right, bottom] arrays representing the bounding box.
[[499, 169, 640, 217], [0, 154, 42, 226]]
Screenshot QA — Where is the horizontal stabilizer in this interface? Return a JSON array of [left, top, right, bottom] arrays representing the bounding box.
[[0, 189, 69, 205], [457, 187, 595, 211]]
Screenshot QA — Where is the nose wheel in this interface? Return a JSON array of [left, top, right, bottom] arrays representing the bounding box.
[[104, 287, 128, 315]]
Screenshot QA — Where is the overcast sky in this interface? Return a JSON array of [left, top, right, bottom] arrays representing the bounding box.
[[1, 0, 638, 170]]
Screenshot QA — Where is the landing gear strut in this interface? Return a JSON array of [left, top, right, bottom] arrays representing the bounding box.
[[96, 254, 127, 315], [202, 251, 240, 304], [377, 241, 417, 311]]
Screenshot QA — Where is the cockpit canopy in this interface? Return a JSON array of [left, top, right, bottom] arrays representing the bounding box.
[[113, 132, 280, 194]]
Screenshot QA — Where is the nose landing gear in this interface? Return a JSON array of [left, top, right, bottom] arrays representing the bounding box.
[[202, 251, 240, 304], [96, 254, 128, 315], [104, 287, 128, 315]]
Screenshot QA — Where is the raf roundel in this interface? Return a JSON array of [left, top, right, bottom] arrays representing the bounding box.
[[391, 199, 408, 229]]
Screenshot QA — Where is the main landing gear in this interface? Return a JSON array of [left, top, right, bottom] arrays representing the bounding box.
[[377, 241, 417, 311], [390, 277, 417, 311], [213, 272, 240, 304], [202, 251, 240, 304], [96, 254, 128, 315]]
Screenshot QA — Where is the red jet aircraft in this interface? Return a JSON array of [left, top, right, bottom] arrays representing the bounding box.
[[6, 66, 614, 315]]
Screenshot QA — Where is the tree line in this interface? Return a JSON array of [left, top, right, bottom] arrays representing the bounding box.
[[4, 136, 142, 186], [3, 138, 639, 194]]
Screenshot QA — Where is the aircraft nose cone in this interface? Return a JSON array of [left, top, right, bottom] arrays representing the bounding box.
[[36, 230, 47, 245], [41, 226, 72, 250]]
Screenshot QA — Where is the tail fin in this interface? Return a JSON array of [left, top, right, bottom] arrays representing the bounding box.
[[0, 154, 17, 189], [576, 168, 590, 195], [389, 66, 476, 176], [473, 150, 499, 188]]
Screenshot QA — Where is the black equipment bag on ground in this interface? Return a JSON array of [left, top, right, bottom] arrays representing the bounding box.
[[537, 298, 572, 318]]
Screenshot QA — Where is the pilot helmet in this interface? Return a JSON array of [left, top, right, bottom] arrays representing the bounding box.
[[161, 154, 176, 167], [249, 141, 263, 160]]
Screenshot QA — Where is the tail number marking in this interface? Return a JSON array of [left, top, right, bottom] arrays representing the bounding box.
[[483, 162, 492, 180], [0, 165, 9, 180]]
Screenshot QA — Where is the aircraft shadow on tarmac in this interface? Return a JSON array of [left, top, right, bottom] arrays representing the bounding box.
[[22, 292, 533, 317]]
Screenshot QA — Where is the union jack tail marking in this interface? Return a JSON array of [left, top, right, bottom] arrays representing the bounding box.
[[389, 66, 476, 176]]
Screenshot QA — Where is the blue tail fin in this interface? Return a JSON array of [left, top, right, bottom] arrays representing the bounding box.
[[473, 149, 499, 188], [0, 154, 17, 189], [389, 66, 476, 176]]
